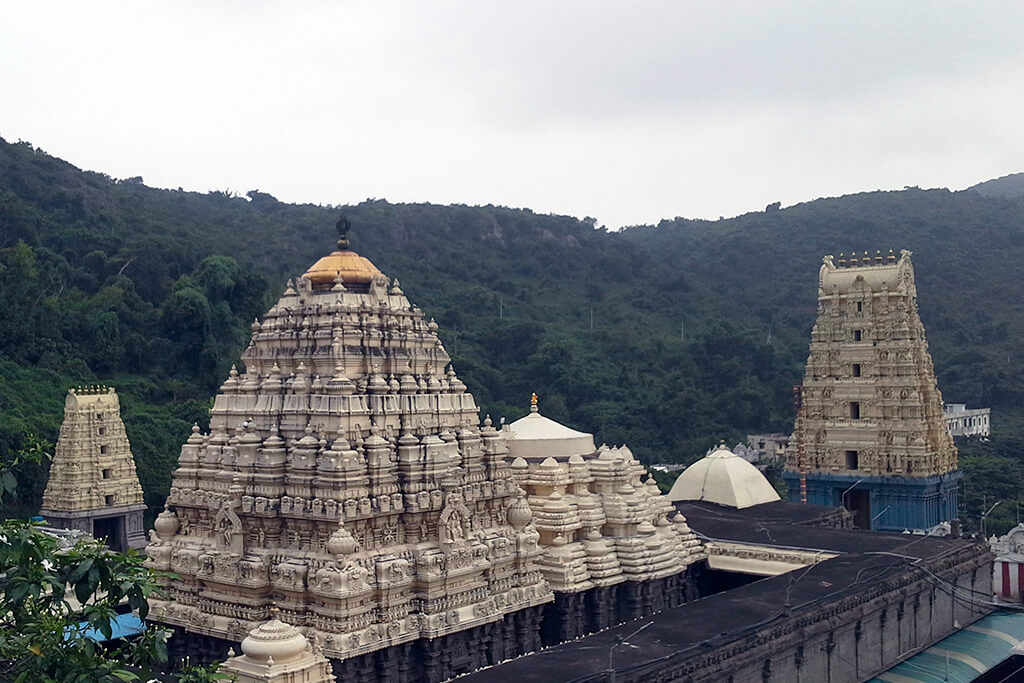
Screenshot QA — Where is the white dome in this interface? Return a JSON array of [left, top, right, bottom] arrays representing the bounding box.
[[668, 443, 780, 509], [240, 612, 309, 662], [507, 404, 595, 460]]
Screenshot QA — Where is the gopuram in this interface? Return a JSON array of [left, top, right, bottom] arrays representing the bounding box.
[[147, 218, 554, 682], [40, 386, 147, 551], [783, 250, 961, 531], [507, 395, 705, 645]]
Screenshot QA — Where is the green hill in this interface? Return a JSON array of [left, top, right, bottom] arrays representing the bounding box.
[[969, 172, 1024, 200], [2, 136, 1022, 528]]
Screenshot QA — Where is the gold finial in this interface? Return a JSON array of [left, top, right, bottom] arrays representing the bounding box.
[[530, 392, 539, 413]]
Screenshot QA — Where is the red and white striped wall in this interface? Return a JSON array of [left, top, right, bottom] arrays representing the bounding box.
[[995, 559, 1024, 601]]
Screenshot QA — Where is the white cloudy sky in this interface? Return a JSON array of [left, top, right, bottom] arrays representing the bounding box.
[[2, 1, 1023, 228]]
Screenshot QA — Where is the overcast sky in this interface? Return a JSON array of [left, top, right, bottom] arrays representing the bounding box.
[[2, 1, 1022, 228]]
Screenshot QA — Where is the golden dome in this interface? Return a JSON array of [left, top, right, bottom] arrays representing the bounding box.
[[303, 249, 383, 287]]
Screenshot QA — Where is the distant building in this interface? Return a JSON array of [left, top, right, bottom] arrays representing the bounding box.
[[744, 433, 790, 462], [783, 250, 961, 531], [39, 386, 147, 552], [945, 403, 991, 437]]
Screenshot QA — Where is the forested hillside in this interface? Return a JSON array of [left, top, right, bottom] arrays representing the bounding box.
[[2, 136, 1022, 530]]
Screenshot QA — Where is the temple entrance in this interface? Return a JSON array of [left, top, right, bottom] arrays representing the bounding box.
[[93, 516, 125, 552], [840, 489, 872, 529]]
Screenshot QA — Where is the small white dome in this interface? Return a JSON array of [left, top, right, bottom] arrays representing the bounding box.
[[507, 406, 595, 460], [240, 611, 309, 662], [668, 443, 780, 509]]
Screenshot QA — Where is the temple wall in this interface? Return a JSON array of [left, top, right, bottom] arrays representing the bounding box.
[[594, 545, 991, 682], [162, 568, 705, 683]]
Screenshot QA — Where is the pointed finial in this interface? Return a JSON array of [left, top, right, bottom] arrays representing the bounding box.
[[530, 392, 539, 413], [336, 214, 351, 251]]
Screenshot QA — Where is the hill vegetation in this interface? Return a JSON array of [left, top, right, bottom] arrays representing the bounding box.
[[2, 136, 1022, 532]]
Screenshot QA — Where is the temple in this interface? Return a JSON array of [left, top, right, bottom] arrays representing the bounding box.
[[783, 250, 961, 531], [507, 395, 704, 644], [145, 222, 700, 681], [40, 386, 147, 551]]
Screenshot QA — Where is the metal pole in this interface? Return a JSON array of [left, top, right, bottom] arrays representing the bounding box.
[[606, 622, 653, 683], [793, 386, 807, 504], [841, 480, 863, 511], [982, 500, 1002, 538]]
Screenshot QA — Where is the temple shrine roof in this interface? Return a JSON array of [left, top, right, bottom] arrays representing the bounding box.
[[507, 395, 596, 460], [667, 443, 780, 509]]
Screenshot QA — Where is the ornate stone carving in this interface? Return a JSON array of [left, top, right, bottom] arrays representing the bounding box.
[[40, 386, 148, 551], [147, 229, 552, 663]]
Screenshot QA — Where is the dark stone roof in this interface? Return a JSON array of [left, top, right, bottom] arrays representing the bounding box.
[[674, 499, 948, 555], [459, 502, 986, 682]]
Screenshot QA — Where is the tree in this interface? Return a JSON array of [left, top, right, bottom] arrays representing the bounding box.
[[0, 522, 167, 682], [0, 446, 226, 682]]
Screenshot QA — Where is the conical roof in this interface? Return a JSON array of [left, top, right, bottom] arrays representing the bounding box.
[[508, 397, 595, 459], [668, 443, 780, 509]]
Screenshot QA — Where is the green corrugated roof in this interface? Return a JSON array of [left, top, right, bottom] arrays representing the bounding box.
[[870, 611, 1024, 683]]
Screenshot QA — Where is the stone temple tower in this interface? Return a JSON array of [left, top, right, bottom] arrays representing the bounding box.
[[146, 220, 552, 682], [782, 250, 961, 531], [40, 386, 147, 551]]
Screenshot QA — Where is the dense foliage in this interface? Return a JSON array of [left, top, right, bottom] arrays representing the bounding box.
[[0, 448, 226, 682], [1, 136, 1022, 533]]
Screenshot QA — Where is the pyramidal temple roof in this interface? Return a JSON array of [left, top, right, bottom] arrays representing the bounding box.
[[668, 443, 780, 509], [147, 220, 552, 663]]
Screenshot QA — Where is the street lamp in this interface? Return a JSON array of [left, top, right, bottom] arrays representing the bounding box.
[[981, 501, 1002, 539], [841, 479, 863, 511], [607, 621, 654, 683]]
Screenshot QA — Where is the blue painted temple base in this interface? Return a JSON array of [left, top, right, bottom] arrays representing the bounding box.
[[782, 470, 962, 532]]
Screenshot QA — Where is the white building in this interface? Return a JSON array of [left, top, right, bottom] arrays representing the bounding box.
[[945, 403, 991, 437]]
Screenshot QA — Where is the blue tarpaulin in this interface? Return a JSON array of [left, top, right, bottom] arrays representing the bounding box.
[[66, 613, 145, 642]]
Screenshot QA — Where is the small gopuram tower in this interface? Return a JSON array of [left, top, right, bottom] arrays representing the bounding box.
[[146, 218, 551, 682], [40, 386, 147, 551], [783, 250, 961, 531]]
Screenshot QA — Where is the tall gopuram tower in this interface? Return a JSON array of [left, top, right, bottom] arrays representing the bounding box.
[[40, 386, 147, 551], [146, 219, 552, 682], [782, 250, 961, 531]]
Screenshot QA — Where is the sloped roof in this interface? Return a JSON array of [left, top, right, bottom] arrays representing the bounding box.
[[667, 443, 780, 509], [507, 409, 595, 460]]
